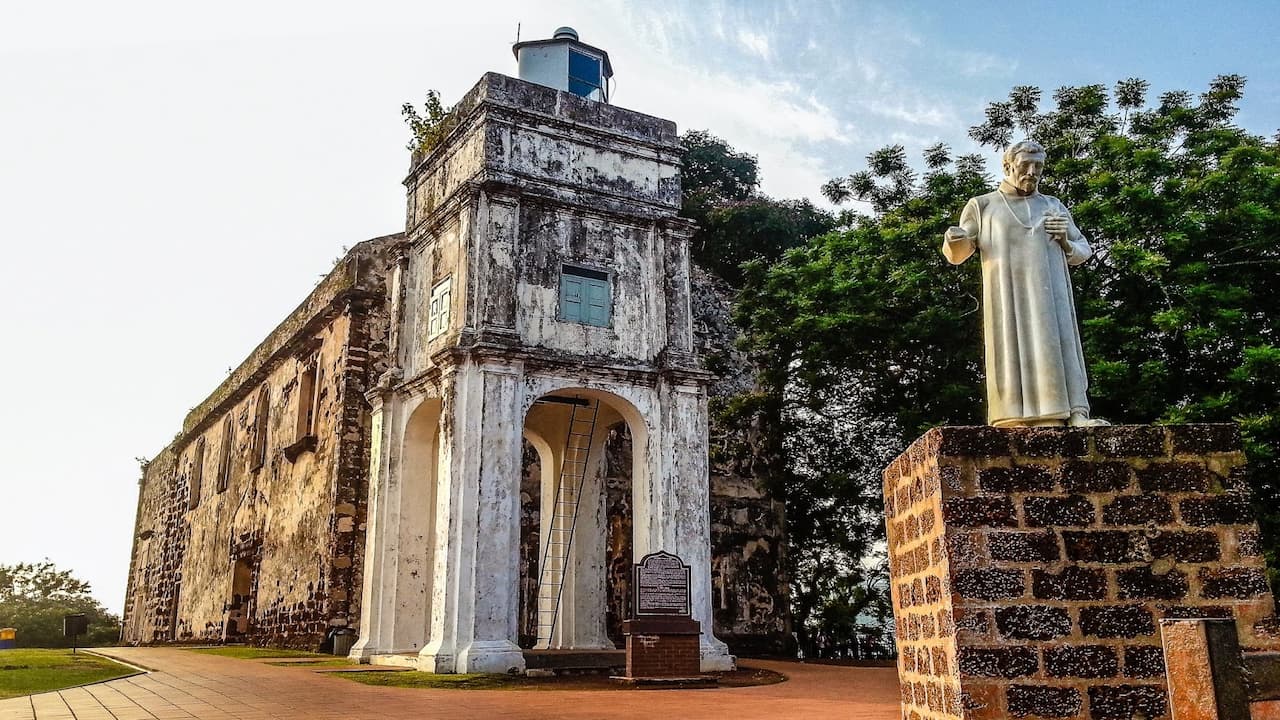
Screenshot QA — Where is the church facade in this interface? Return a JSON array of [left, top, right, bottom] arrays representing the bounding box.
[[121, 69, 789, 667]]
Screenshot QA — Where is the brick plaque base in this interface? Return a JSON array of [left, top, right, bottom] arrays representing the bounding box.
[[622, 616, 701, 678], [884, 425, 1280, 720]]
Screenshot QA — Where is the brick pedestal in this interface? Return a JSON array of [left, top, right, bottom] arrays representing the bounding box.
[[622, 616, 701, 678], [884, 425, 1280, 720]]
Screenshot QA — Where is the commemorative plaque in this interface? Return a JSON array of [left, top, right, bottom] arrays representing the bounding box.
[[633, 551, 691, 617]]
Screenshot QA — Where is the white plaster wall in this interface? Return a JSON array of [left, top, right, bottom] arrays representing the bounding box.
[[500, 124, 679, 208], [404, 219, 464, 378], [408, 128, 485, 230], [513, 211, 666, 362], [516, 45, 568, 93]]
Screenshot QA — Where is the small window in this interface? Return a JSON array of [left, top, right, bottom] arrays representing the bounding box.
[[188, 438, 206, 511], [295, 356, 319, 441], [216, 416, 234, 493], [250, 386, 269, 471], [568, 49, 602, 99], [428, 277, 452, 338], [560, 265, 611, 327]]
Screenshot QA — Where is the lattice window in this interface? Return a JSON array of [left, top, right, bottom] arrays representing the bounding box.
[[428, 277, 452, 338]]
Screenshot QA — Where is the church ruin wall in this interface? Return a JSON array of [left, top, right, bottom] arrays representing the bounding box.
[[122, 236, 398, 648]]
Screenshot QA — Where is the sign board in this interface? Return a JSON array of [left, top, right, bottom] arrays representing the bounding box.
[[63, 614, 88, 638], [633, 551, 691, 617]]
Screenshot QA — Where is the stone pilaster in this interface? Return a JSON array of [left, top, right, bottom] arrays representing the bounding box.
[[884, 424, 1280, 720]]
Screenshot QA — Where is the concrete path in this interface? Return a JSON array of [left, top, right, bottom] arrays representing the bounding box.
[[0, 647, 901, 720]]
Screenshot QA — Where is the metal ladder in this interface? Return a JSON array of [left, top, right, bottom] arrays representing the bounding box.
[[534, 398, 600, 647]]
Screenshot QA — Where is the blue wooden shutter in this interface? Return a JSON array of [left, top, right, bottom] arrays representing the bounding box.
[[585, 278, 610, 326], [560, 275, 584, 322]]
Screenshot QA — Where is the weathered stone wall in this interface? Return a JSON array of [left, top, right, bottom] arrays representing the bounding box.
[[884, 424, 1280, 720], [398, 72, 690, 381], [692, 264, 791, 656], [518, 437, 542, 648], [709, 475, 789, 655], [121, 445, 183, 643], [122, 237, 397, 649], [125, 71, 790, 662], [603, 423, 634, 646]]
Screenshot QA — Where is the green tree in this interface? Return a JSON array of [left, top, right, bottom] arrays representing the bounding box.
[[739, 75, 1280, 612], [679, 130, 837, 286], [0, 562, 120, 647], [679, 131, 887, 658], [679, 129, 760, 223], [729, 146, 988, 657], [695, 198, 836, 286]]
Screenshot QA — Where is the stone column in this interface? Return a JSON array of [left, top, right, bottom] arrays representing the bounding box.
[[637, 378, 734, 671], [421, 361, 526, 674], [348, 386, 408, 659], [1161, 619, 1251, 720], [419, 372, 460, 673], [884, 424, 1280, 720]]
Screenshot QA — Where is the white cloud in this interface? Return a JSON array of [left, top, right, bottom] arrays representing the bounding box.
[[955, 50, 1014, 77], [737, 28, 772, 61], [864, 97, 951, 127]]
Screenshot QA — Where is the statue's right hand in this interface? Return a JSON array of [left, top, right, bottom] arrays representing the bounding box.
[[945, 226, 969, 242]]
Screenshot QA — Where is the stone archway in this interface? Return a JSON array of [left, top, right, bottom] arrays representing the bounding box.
[[520, 389, 643, 650], [396, 397, 442, 652]]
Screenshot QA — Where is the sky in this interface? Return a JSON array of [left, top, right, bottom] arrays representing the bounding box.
[[2, 0, 1278, 616]]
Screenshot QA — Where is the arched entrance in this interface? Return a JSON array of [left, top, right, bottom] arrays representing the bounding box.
[[519, 388, 644, 650], [395, 397, 442, 652]]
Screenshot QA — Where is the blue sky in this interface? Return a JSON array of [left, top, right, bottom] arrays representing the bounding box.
[[617, 0, 1280, 197], [2, 0, 1277, 614]]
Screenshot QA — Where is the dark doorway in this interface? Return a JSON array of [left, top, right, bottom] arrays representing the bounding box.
[[224, 557, 256, 640]]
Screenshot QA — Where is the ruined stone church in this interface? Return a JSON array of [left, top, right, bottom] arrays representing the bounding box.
[[121, 29, 787, 672]]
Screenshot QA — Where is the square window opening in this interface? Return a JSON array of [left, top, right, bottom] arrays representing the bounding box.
[[560, 265, 611, 327], [568, 49, 603, 99]]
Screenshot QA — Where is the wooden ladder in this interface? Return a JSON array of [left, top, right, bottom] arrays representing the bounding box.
[[534, 398, 600, 647]]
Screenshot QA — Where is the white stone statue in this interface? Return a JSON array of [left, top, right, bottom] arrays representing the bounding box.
[[943, 140, 1108, 427]]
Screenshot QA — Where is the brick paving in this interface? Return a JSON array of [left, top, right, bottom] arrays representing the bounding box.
[[0, 647, 901, 720]]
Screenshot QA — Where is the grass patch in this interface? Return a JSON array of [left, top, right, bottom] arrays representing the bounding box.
[[184, 646, 327, 659], [0, 649, 137, 699], [331, 664, 787, 691], [335, 672, 519, 690]]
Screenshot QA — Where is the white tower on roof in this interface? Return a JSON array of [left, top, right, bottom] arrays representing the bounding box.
[[513, 26, 613, 103]]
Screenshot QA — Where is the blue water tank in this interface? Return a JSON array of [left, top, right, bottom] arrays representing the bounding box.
[[513, 26, 613, 103]]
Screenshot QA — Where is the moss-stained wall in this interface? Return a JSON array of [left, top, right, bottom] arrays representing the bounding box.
[[122, 236, 398, 648], [123, 76, 790, 658]]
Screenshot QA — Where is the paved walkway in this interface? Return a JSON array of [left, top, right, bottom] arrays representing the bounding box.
[[0, 647, 901, 720]]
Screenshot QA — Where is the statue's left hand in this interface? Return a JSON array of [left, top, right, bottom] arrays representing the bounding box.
[[1044, 215, 1071, 252]]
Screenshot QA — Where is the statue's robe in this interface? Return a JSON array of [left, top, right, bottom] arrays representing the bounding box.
[[943, 187, 1093, 426]]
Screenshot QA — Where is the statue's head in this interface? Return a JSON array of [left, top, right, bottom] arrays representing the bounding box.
[[1002, 140, 1046, 194]]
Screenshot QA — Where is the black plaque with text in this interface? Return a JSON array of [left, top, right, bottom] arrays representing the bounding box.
[[633, 551, 691, 617]]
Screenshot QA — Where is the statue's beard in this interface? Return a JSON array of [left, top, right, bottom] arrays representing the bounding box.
[[1011, 176, 1038, 193]]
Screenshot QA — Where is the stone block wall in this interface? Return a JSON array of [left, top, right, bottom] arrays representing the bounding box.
[[884, 424, 1280, 720]]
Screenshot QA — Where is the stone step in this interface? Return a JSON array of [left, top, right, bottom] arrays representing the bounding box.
[[522, 648, 624, 672]]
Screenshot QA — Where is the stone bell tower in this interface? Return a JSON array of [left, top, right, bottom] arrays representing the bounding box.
[[348, 29, 734, 674]]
